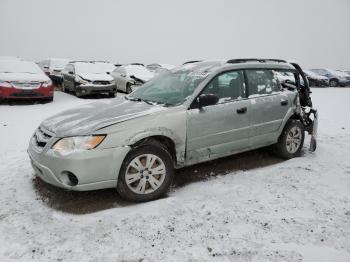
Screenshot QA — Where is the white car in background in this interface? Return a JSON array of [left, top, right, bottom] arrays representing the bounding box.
[[146, 63, 176, 75], [39, 58, 70, 85], [0, 60, 53, 102], [111, 64, 154, 93]]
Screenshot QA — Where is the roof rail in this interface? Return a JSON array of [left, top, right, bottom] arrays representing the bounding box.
[[183, 60, 202, 65], [227, 58, 287, 64]]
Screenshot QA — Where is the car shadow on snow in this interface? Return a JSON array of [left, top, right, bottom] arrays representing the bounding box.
[[32, 148, 283, 215]]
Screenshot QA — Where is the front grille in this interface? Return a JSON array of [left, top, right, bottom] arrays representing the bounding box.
[[32, 127, 53, 151], [92, 80, 110, 85], [10, 91, 43, 97], [12, 81, 41, 89]]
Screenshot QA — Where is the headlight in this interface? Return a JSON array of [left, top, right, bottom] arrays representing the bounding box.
[[52, 135, 106, 152], [0, 81, 12, 88], [42, 80, 52, 87], [75, 75, 90, 85]]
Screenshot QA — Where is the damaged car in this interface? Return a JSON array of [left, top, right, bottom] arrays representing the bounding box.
[[28, 59, 318, 202], [61, 61, 117, 97], [111, 64, 154, 93]]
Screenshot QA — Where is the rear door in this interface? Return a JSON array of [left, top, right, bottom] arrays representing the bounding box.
[[245, 69, 290, 147], [186, 70, 251, 165]]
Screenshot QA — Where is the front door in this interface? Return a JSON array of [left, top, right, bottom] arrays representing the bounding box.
[[186, 70, 251, 165]]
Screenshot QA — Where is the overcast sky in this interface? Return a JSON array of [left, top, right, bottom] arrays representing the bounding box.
[[1, 0, 349, 69]]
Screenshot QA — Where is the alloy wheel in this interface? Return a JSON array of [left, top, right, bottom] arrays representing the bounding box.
[[125, 154, 166, 194], [286, 126, 302, 154]]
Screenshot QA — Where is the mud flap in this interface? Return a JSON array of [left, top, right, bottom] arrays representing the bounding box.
[[309, 110, 318, 152]]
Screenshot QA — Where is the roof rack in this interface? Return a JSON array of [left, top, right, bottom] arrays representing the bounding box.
[[227, 58, 287, 64], [183, 60, 202, 65]]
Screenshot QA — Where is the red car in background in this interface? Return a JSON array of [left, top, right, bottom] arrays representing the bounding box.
[[0, 60, 53, 102]]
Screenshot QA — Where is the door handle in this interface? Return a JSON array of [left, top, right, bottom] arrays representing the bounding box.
[[236, 107, 247, 114], [280, 100, 288, 106]]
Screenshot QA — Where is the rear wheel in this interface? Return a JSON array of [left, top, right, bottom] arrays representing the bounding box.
[[273, 120, 305, 159], [117, 142, 174, 202]]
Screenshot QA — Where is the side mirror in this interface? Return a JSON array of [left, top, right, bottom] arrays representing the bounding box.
[[43, 66, 49, 70], [68, 71, 74, 75], [197, 94, 219, 108]]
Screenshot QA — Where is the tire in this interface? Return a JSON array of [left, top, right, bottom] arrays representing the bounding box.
[[126, 83, 132, 94], [117, 142, 174, 202], [273, 120, 305, 159], [108, 92, 116, 98], [329, 78, 339, 87]]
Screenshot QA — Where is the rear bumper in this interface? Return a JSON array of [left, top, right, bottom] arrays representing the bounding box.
[[0, 86, 54, 99], [27, 134, 130, 191], [76, 84, 116, 95]]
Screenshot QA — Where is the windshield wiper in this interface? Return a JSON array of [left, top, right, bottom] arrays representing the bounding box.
[[125, 96, 154, 105]]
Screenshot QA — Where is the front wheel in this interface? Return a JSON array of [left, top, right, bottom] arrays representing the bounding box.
[[273, 120, 305, 159], [117, 143, 174, 202], [329, 79, 339, 87]]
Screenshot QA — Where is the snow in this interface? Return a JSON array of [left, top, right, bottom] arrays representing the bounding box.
[[0, 60, 50, 84], [74, 62, 111, 75], [0, 89, 350, 261]]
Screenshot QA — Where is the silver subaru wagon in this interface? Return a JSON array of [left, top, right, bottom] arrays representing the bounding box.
[[28, 59, 318, 202]]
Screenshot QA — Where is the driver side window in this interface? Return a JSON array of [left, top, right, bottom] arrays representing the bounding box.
[[202, 70, 246, 103]]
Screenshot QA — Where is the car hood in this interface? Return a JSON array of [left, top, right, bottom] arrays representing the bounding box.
[[41, 98, 166, 137], [0, 72, 49, 82], [130, 74, 153, 82], [78, 73, 114, 82]]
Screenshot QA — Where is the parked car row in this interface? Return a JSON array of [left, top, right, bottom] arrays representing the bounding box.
[[1, 55, 350, 103]]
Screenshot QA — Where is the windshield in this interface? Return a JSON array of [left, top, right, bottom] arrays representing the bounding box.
[[0, 60, 43, 74], [75, 62, 108, 74], [94, 62, 116, 73], [128, 69, 208, 106], [125, 65, 153, 77]]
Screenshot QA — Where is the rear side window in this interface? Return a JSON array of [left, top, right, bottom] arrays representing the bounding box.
[[202, 70, 246, 103], [246, 69, 280, 97]]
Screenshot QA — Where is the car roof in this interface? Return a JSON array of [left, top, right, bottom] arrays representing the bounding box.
[[177, 59, 296, 75]]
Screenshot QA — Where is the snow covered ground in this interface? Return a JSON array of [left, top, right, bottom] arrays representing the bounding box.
[[0, 89, 349, 261]]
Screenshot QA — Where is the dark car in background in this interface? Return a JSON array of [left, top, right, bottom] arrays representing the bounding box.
[[39, 58, 70, 86], [310, 69, 350, 87], [62, 61, 116, 97], [303, 70, 329, 87]]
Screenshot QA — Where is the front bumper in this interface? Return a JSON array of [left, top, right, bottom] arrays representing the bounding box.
[[76, 84, 117, 95], [27, 130, 130, 191], [339, 80, 350, 87], [0, 86, 54, 100]]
